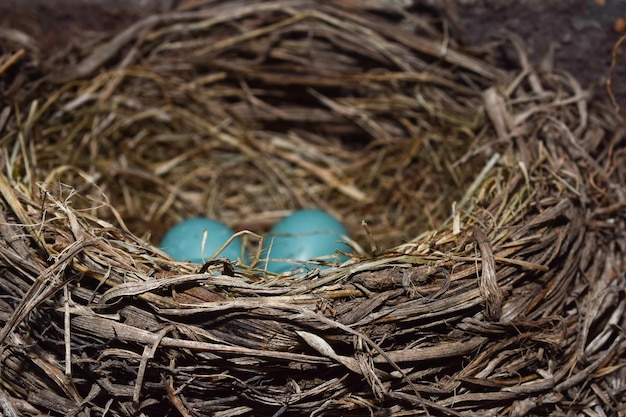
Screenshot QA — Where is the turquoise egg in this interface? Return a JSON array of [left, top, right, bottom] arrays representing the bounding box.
[[261, 209, 351, 274], [161, 218, 247, 264]]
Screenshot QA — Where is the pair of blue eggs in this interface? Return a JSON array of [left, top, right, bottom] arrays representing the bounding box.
[[160, 209, 351, 274]]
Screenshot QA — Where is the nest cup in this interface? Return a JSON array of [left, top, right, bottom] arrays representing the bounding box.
[[0, 2, 625, 416]]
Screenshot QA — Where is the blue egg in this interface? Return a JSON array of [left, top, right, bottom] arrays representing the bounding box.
[[161, 218, 247, 264], [261, 209, 351, 274]]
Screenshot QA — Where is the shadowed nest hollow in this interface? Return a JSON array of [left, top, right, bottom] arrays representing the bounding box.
[[1, 1, 625, 416]]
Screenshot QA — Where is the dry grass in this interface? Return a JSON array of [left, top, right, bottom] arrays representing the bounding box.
[[0, 1, 625, 416]]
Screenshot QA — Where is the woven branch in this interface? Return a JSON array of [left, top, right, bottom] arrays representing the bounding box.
[[0, 1, 625, 416]]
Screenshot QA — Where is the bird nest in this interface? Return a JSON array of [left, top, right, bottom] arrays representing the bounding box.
[[1, 1, 625, 416]]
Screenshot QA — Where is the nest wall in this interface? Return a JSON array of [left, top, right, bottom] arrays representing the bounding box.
[[0, 1, 625, 416]]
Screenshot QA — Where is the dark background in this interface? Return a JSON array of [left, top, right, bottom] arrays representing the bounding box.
[[1, 0, 625, 111]]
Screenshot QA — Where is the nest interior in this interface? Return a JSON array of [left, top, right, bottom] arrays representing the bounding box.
[[1, 1, 625, 416]]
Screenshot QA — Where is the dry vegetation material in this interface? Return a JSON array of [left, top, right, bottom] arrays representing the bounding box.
[[0, 1, 625, 416]]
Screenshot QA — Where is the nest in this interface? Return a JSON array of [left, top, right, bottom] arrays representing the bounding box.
[[1, 1, 625, 416]]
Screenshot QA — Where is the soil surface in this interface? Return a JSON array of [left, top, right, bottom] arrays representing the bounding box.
[[1, 0, 625, 111], [456, 0, 626, 113]]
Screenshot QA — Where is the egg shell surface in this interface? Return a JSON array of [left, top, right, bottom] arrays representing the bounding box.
[[261, 209, 351, 274], [161, 217, 247, 264]]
